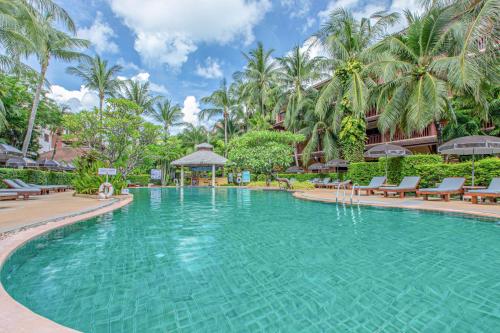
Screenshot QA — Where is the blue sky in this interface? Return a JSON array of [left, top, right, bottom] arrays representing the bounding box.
[[48, 0, 418, 124]]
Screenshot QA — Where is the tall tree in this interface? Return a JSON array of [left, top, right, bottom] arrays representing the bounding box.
[[119, 80, 159, 114], [149, 99, 184, 137], [274, 45, 322, 165], [20, 10, 88, 156], [199, 78, 236, 156], [234, 42, 278, 116], [66, 55, 122, 124]]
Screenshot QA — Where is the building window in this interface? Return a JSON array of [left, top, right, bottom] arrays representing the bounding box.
[[44, 134, 50, 142]]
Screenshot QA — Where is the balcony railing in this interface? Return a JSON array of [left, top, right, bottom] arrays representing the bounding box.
[[366, 106, 378, 118], [366, 123, 437, 145]]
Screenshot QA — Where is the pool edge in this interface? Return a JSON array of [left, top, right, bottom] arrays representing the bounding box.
[[292, 191, 500, 220], [0, 195, 134, 333]]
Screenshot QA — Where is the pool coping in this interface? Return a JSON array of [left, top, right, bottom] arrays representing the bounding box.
[[293, 191, 500, 220], [0, 195, 134, 333]]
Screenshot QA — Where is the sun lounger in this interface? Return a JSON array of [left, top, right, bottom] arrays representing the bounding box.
[[380, 176, 421, 198], [467, 178, 500, 204], [417, 177, 466, 202], [0, 192, 18, 201], [308, 178, 320, 184], [14, 179, 68, 193], [353, 176, 387, 195], [0, 188, 39, 200], [2, 179, 43, 196], [315, 178, 331, 188]]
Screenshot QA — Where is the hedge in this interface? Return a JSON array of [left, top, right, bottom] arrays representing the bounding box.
[[127, 174, 150, 186], [277, 172, 345, 182], [346, 156, 499, 187], [0, 168, 75, 187]]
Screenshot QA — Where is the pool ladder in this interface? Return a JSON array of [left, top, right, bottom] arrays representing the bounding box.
[[350, 183, 361, 205], [335, 183, 348, 204]]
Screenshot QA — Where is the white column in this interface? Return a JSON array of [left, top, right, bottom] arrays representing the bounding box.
[[212, 164, 216, 187], [180, 166, 184, 187]]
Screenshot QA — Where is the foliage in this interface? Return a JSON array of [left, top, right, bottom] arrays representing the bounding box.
[[339, 116, 366, 162], [0, 168, 74, 187], [148, 99, 184, 137], [277, 172, 344, 182], [72, 154, 126, 194], [346, 162, 383, 185], [127, 174, 150, 186], [380, 154, 443, 184], [228, 131, 305, 177]]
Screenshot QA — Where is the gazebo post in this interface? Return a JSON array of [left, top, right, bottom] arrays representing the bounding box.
[[211, 164, 215, 187], [180, 165, 184, 187]]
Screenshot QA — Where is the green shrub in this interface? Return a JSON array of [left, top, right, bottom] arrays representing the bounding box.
[[346, 162, 382, 185], [0, 168, 75, 187], [379, 154, 443, 183], [256, 174, 267, 182], [127, 174, 150, 186], [277, 172, 344, 182], [72, 158, 126, 195]]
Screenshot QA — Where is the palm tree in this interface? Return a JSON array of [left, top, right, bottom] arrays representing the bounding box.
[[179, 124, 208, 152], [315, 9, 399, 131], [20, 10, 89, 156], [119, 80, 159, 114], [371, 8, 465, 136], [234, 42, 278, 116], [199, 78, 236, 156], [149, 99, 184, 137], [274, 45, 322, 165], [298, 90, 339, 163], [66, 55, 122, 124]]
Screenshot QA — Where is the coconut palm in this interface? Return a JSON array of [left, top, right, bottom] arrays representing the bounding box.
[[119, 79, 159, 114], [20, 10, 89, 156], [234, 42, 278, 116], [274, 45, 322, 165], [199, 78, 236, 156], [179, 124, 209, 152], [298, 90, 339, 163], [371, 8, 466, 136], [315, 9, 399, 132], [66, 55, 122, 123], [149, 99, 184, 137]]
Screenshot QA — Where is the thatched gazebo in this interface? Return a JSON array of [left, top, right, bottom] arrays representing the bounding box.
[[171, 143, 227, 187]]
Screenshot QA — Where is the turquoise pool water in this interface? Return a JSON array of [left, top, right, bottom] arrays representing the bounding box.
[[1, 188, 500, 332]]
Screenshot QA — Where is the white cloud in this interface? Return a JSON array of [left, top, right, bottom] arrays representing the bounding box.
[[195, 57, 223, 79], [118, 71, 169, 95], [281, 0, 312, 18], [300, 36, 327, 59], [108, 0, 271, 68], [302, 17, 316, 33], [77, 12, 119, 54], [116, 58, 142, 72], [181, 96, 200, 126], [48, 85, 99, 112]]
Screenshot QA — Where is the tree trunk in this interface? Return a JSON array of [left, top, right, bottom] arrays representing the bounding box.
[[51, 133, 58, 160], [224, 109, 228, 157], [22, 59, 48, 157], [98, 92, 104, 150], [293, 144, 299, 167]]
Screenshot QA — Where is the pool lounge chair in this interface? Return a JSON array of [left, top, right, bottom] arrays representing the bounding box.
[[14, 179, 67, 193], [380, 176, 421, 198], [0, 192, 18, 201], [417, 177, 466, 202], [308, 178, 320, 184], [0, 188, 39, 200], [2, 179, 43, 196], [353, 176, 387, 195], [467, 178, 500, 204], [315, 178, 331, 188]]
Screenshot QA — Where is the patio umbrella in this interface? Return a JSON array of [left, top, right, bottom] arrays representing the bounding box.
[[364, 143, 412, 178], [308, 162, 328, 172], [438, 135, 500, 186], [326, 159, 349, 172], [285, 166, 304, 173], [5, 157, 38, 168], [38, 158, 61, 170]]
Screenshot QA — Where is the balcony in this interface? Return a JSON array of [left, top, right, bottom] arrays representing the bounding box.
[[365, 123, 438, 148], [273, 112, 286, 129]]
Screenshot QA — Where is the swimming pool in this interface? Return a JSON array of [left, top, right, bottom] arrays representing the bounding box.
[[2, 188, 499, 332]]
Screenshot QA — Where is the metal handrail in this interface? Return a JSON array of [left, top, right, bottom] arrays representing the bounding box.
[[350, 183, 360, 204], [336, 182, 348, 203]]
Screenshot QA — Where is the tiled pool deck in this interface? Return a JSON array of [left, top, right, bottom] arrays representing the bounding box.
[[0, 188, 498, 332], [294, 189, 500, 220]]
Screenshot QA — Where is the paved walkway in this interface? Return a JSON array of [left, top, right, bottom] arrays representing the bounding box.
[[294, 189, 500, 220], [0, 191, 118, 235]]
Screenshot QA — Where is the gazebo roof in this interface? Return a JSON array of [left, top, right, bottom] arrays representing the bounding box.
[[171, 142, 228, 167]]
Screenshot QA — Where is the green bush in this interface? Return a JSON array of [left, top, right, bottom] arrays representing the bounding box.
[[346, 162, 382, 185], [127, 174, 150, 186], [277, 172, 344, 182], [72, 158, 126, 195], [380, 154, 443, 183], [0, 168, 75, 187]]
